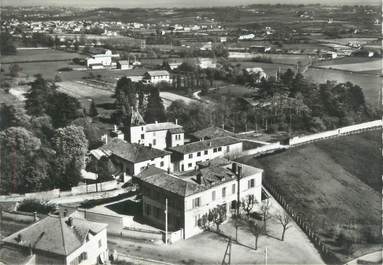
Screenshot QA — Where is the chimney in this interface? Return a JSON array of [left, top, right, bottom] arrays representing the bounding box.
[[232, 163, 237, 174], [63, 209, 68, 217], [101, 134, 108, 144], [237, 165, 242, 178], [114, 124, 118, 132], [155, 121, 158, 124], [196, 172, 203, 184], [208, 141, 212, 147], [16, 234, 22, 243], [33, 211, 38, 222], [175, 119, 178, 125]]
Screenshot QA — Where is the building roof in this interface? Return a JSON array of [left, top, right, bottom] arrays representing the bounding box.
[[168, 136, 242, 155], [168, 127, 184, 134], [136, 165, 166, 179], [2, 215, 107, 256], [190, 126, 234, 140], [0, 245, 33, 265], [118, 60, 130, 65], [139, 162, 262, 197], [101, 138, 171, 163], [147, 70, 170, 77], [145, 122, 182, 132]]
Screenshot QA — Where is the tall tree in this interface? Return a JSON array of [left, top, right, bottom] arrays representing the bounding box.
[[89, 100, 98, 117], [46, 92, 81, 128], [144, 86, 166, 123], [25, 75, 55, 116]]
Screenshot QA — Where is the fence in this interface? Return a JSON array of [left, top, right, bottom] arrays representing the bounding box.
[[0, 181, 118, 203], [289, 120, 382, 146], [238, 142, 287, 158], [262, 180, 340, 263]]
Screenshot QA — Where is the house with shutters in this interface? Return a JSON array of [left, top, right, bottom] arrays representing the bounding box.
[[136, 160, 263, 239], [0, 214, 108, 265], [168, 136, 243, 172]]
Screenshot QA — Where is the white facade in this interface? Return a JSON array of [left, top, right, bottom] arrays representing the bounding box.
[[239, 33, 255, 40], [184, 169, 262, 238], [130, 122, 184, 150], [174, 142, 243, 172], [145, 71, 171, 84], [66, 228, 108, 265], [86, 49, 119, 68]]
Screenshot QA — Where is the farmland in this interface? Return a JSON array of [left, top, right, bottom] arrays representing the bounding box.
[[1, 48, 84, 63], [317, 59, 382, 73], [237, 130, 382, 263]]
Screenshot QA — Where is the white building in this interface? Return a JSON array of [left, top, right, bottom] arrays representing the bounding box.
[[129, 121, 184, 150], [198, 58, 217, 69], [144, 70, 171, 85], [138, 160, 263, 239], [168, 136, 243, 172], [100, 138, 172, 176], [0, 214, 108, 265], [245, 67, 267, 81], [86, 49, 119, 68], [117, 60, 133, 70], [238, 33, 255, 40]]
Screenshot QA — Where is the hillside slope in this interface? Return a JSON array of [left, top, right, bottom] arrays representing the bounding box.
[[237, 130, 382, 263]]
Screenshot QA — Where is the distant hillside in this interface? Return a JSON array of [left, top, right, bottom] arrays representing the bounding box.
[[237, 130, 382, 263]]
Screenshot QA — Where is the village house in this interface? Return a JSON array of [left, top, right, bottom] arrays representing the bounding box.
[[86, 49, 119, 69], [128, 114, 184, 150], [168, 136, 243, 172], [143, 70, 171, 85], [99, 138, 172, 177], [137, 160, 263, 239], [0, 214, 108, 265]]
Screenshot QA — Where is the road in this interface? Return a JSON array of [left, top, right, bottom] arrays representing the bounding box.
[[159, 91, 197, 108]]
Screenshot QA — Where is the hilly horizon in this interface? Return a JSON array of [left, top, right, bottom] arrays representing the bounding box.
[[2, 0, 380, 9]]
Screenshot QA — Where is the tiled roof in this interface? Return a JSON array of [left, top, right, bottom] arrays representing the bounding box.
[[147, 70, 170, 76], [168, 127, 184, 134], [168, 136, 242, 154], [101, 138, 171, 163], [139, 162, 262, 197], [140, 172, 204, 197], [145, 122, 182, 132], [2, 215, 107, 256], [190, 126, 234, 140], [136, 165, 166, 179]]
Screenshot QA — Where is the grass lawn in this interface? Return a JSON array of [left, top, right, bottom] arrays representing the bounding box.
[[317, 59, 382, 73], [236, 131, 382, 263], [1, 49, 83, 63]]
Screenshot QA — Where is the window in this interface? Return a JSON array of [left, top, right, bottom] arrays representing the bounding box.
[[154, 207, 160, 218], [141, 127, 144, 131], [222, 187, 226, 198], [212, 190, 216, 201], [197, 151, 201, 157], [189, 154, 193, 159], [232, 183, 236, 194], [98, 239, 102, 248], [204, 150, 208, 155], [213, 148, 218, 153], [194, 214, 201, 227], [160, 161, 164, 167], [153, 139, 156, 145], [141, 134, 145, 139], [188, 163, 192, 168], [248, 179, 255, 188], [218, 147, 222, 151], [153, 132, 156, 136], [192, 197, 201, 208], [226, 146, 230, 152], [181, 164, 184, 171], [145, 203, 151, 216]]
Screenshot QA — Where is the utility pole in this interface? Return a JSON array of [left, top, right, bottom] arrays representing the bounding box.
[[165, 198, 168, 245], [221, 237, 232, 265]]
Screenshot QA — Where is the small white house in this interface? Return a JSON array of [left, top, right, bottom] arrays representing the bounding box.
[[144, 70, 171, 85], [239, 33, 255, 40], [86, 49, 119, 68]]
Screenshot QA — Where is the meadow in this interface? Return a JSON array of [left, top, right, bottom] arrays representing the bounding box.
[[237, 130, 382, 263]]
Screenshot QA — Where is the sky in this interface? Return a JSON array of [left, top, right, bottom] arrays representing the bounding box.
[[2, 0, 380, 9]]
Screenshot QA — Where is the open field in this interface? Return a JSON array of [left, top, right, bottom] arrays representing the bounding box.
[[237, 130, 382, 263], [317, 38, 379, 46], [318, 59, 382, 73], [1, 49, 83, 64]]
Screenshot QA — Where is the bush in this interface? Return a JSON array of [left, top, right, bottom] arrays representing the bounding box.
[[57, 67, 73, 72], [17, 199, 56, 214]]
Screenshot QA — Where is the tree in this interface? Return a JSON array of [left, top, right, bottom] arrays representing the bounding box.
[[71, 117, 103, 150], [209, 205, 227, 232], [0, 32, 16, 55], [9, 64, 22, 77], [144, 86, 166, 123], [277, 211, 292, 241], [89, 100, 98, 117], [112, 77, 137, 125], [25, 75, 55, 116], [0, 104, 31, 130], [260, 199, 272, 234], [241, 195, 257, 217], [0, 127, 43, 194], [249, 220, 263, 250], [46, 92, 81, 128]]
